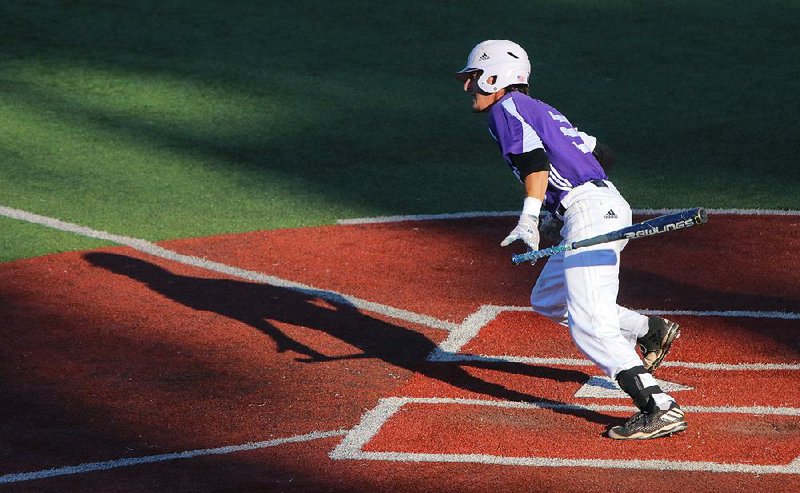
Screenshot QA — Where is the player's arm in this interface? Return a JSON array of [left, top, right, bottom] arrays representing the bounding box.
[[500, 149, 550, 249], [511, 148, 550, 195], [577, 130, 617, 174], [522, 168, 548, 200], [592, 141, 617, 174]]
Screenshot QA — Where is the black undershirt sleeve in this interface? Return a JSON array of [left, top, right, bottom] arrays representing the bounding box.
[[592, 141, 617, 173], [509, 148, 550, 180]]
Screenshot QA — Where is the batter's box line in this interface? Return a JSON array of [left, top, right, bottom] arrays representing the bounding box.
[[329, 397, 800, 475], [428, 305, 800, 371]]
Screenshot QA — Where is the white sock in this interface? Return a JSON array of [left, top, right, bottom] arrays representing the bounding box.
[[652, 392, 675, 411]]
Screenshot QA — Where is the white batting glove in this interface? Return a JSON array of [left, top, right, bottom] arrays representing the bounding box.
[[501, 212, 540, 250], [501, 196, 543, 250]]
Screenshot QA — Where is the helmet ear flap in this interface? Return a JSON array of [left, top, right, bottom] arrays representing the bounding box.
[[457, 69, 493, 95], [476, 73, 499, 94]]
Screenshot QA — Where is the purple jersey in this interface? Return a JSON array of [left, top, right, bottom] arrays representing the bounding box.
[[487, 92, 607, 213]]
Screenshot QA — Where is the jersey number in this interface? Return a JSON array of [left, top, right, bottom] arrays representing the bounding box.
[[549, 111, 591, 154]]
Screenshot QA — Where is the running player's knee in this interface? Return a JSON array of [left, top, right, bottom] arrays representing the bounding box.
[[530, 283, 568, 323]]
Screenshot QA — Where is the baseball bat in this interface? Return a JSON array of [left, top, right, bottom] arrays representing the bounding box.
[[511, 207, 708, 265]]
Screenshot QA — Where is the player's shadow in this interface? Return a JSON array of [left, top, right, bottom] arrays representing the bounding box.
[[84, 252, 616, 426]]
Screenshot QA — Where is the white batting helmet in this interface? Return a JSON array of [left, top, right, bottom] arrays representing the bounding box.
[[456, 40, 531, 94]]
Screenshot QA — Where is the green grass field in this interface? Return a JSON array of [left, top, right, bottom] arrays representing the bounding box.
[[2, 0, 799, 262]]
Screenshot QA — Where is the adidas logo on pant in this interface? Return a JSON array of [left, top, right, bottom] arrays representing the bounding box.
[[604, 209, 618, 219]]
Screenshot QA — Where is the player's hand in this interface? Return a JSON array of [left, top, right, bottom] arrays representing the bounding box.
[[501, 213, 540, 250]]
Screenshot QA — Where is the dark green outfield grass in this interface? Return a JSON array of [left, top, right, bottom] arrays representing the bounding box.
[[2, 0, 799, 262]]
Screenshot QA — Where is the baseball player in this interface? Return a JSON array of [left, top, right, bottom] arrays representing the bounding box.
[[456, 40, 687, 439]]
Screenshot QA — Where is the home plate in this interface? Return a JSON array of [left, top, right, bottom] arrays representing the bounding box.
[[574, 375, 693, 398]]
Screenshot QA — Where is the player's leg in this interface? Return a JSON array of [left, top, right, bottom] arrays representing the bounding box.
[[617, 306, 648, 345], [561, 191, 686, 439], [562, 239, 641, 377], [531, 201, 681, 374], [618, 308, 681, 372], [637, 315, 681, 372], [531, 254, 651, 371], [530, 252, 568, 325], [532, 257, 647, 337], [609, 367, 688, 439]]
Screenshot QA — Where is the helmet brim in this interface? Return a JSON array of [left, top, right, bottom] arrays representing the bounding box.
[[455, 68, 482, 81]]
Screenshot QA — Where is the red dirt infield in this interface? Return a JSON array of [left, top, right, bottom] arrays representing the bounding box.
[[0, 213, 798, 492]]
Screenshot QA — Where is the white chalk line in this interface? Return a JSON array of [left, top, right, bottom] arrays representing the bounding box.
[[337, 208, 800, 225], [429, 305, 800, 371], [339, 451, 800, 475], [330, 397, 800, 474], [641, 309, 800, 320], [0, 429, 347, 485], [428, 351, 800, 371], [0, 205, 458, 332]]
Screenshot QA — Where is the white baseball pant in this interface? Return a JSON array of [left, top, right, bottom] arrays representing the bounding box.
[[530, 180, 649, 378]]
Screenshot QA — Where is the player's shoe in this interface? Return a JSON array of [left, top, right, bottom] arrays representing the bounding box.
[[608, 402, 688, 440], [638, 316, 681, 373]]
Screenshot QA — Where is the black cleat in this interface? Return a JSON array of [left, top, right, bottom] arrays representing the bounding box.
[[608, 402, 688, 440], [638, 316, 681, 373]]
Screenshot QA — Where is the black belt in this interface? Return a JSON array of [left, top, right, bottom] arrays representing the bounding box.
[[556, 179, 608, 217]]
